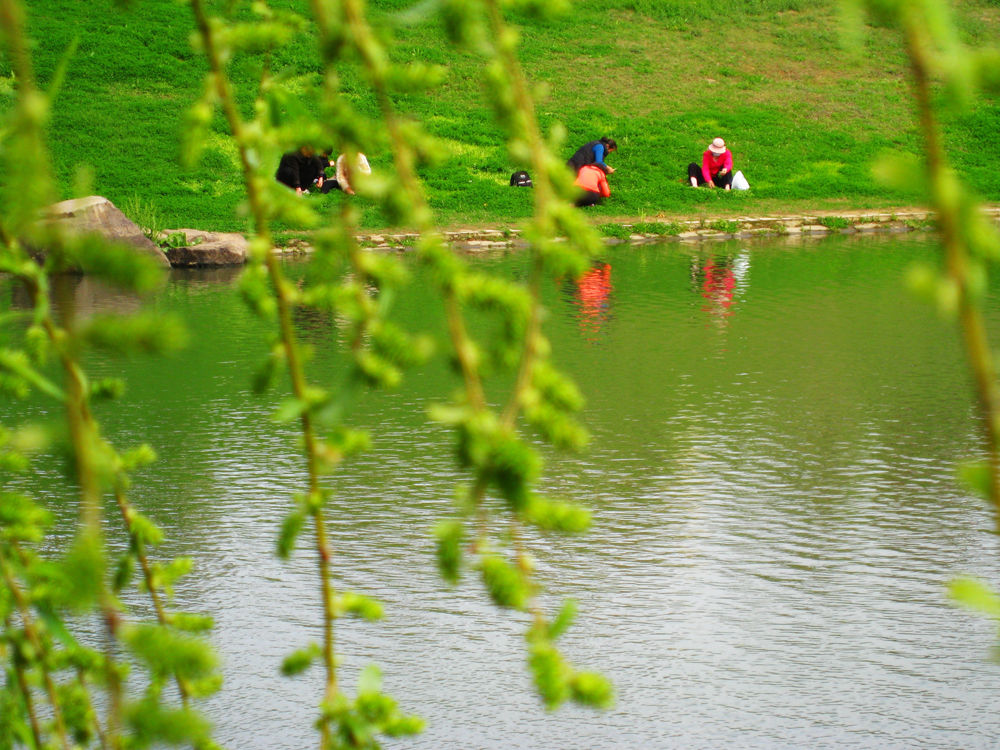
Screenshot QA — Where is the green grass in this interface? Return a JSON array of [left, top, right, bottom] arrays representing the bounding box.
[[706, 219, 741, 233], [632, 221, 683, 236], [817, 216, 852, 230], [4, 0, 999, 233], [598, 223, 632, 239]]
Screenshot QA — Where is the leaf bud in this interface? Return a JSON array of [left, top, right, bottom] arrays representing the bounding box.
[[434, 520, 464, 585]]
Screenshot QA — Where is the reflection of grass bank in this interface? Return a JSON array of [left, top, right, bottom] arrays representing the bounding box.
[[7, 0, 999, 232]]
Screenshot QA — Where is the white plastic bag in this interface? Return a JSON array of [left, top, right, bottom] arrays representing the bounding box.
[[731, 170, 750, 191]]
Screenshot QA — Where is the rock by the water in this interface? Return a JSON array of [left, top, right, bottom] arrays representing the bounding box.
[[44, 196, 170, 268], [162, 229, 248, 267]]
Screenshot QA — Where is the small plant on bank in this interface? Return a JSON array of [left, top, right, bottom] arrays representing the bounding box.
[[598, 223, 632, 239], [122, 194, 166, 243], [122, 197, 203, 250], [633, 221, 683, 236], [708, 219, 741, 233], [817, 216, 852, 231], [903, 217, 936, 230], [161, 231, 202, 249]]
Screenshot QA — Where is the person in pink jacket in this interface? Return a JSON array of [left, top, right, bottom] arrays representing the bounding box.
[[687, 137, 734, 190]]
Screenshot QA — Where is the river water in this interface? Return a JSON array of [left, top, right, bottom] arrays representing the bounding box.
[[5, 233, 1000, 748]]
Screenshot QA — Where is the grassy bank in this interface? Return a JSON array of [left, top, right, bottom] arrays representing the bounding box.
[[4, 0, 999, 233]]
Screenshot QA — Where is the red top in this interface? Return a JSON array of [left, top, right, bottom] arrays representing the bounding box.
[[575, 164, 611, 197], [702, 149, 733, 184]]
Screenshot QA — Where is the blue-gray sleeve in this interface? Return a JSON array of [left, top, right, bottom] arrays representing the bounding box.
[[593, 143, 606, 166]]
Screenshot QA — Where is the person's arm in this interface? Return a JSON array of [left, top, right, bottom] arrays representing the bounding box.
[[598, 171, 611, 198], [314, 156, 326, 188], [701, 152, 713, 185], [719, 151, 733, 175], [593, 143, 615, 174], [593, 143, 605, 166]]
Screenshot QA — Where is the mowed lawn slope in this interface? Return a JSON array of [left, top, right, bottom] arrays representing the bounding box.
[[5, 0, 1000, 232]]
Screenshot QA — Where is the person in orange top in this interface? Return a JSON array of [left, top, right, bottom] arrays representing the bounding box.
[[574, 163, 611, 207]]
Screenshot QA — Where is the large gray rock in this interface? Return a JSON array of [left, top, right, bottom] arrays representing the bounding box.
[[44, 196, 170, 268], [162, 228, 248, 267]]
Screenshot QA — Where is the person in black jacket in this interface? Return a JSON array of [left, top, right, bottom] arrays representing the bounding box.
[[567, 137, 617, 175], [275, 146, 327, 195]]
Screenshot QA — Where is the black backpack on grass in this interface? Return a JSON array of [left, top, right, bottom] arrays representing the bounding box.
[[509, 170, 532, 187]]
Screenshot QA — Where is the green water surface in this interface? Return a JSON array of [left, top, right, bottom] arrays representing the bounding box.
[[4, 233, 999, 749]]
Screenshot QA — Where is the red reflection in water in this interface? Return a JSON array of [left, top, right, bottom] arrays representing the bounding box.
[[699, 256, 736, 320], [574, 262, 613, 338]]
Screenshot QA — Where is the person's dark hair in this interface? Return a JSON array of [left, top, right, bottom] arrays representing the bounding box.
[[600, 137, 617, 151]]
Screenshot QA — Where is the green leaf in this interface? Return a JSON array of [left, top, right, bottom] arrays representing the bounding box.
[[125, 697, 213, 747], [281, 642, 321, 677], [524, 496, 591, 534], [357, 663, 383, 696], [129, 511, 163, 548], [122, 623, 217, 681], [548, 598, 577, 640], [113, 553, 135, 593], [169, 612, 215, 633], [0, 348, 65, 401], [150, 556, 193, 597], [90, 377, 126, 401], [251, 344, 285, 394], [56, 680, 95, 746], [34, 602, 84, 652], [479, 554, 529, 610], [120, 443, 157, 472], [60, 530, 105, 611], [0, 492, 52, 542], [948, 576, 1000, 616], [61, 234, 167, 293], [434, 520, 464, 585], [957, 460, 992, 500], [569, 670, 614, 709], [488, 435, 542, 512], [384, 712, 426, 737], [274, 397, 308, 424], [81, 312, 188, 355], [277, 509, 307, 559], [336, 592, 384, 621], [528, 641, 571, 709]]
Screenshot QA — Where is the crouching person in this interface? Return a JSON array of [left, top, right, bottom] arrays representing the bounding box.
[[321, 152, 371, 195], [688, 137, 734, 190], [574, 164, 611, 207], [276, 146, 326, 196]]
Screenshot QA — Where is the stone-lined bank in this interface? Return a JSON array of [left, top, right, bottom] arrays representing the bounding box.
[[273, 207, 1000, 256], [35, 197, 1000, 267], [322, 208, 1000, 254]]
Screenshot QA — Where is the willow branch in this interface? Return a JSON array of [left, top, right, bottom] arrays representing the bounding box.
[[903, 19, 1000, 516], [189, 4, 339, 743], [4, 611, 44, 748], [113, 487, 192, 706], [480, 0, 557, 431], [338, 0, 487, 413], [0, 551, 70, 750]]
